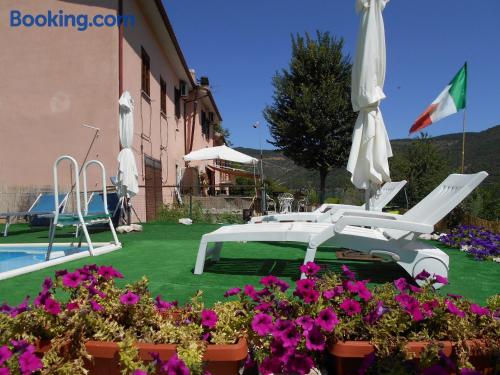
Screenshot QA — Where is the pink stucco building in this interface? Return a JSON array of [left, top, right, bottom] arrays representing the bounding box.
[[0, 0, 228, 221]]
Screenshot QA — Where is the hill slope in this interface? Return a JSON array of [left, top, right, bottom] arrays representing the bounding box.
[[236, 125, 499, 190]]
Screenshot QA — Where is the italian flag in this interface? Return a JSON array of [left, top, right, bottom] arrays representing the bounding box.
[[410, 63, 467, 134]]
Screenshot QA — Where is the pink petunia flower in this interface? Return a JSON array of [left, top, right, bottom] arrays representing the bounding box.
[[223, 287, 241, 297], [0, 367, 9, 375], [0, 346, 12, 366], [341, 264, 356, 280], [251, 313, 273, 336], [161, 353, 189, 375], [66, 302, 79, 311], [415, 269, 431, 281], [18, 351, 43, 373], [259, 356, 282, 375], [42, 277, 53, 291], [44, 297, 61, 315], [433, 274, 449, 285], [305, 325, 325, 351], [89, 299, 103, 312], [132, 370, 148, 375], [243, 284, 259, 301], [340, 299, 361, 316], [470, 304, 490, 317], [154, 295, 175, 312], [270, 339, 293, 361], [98, 265, 123, 280], [120, 291, 140, 305], [356, 281, 372, 301], [394, 278, 408, 292], [299, 261, 321, 276], [62, 271, 82, 288], [201, 309, 218, 328], [296, 315, 314, 331], [446, 300, 466, 318], [315, 307, 339, 332], [285, 352, 314, 375]]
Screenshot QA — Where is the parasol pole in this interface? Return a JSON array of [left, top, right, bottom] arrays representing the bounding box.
[[461, 108, 467, 173]]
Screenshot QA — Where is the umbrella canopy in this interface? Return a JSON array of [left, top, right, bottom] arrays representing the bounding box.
[[347, 0, 393, 207], [183, 145, 258, 165], [117, 91, 139, 198]]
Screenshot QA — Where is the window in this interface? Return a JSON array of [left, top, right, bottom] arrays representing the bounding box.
[[160, 76, 166, 114], [174, 87, 181, 119], [201, 111, 209, 138], [141, 47, 150, 96]]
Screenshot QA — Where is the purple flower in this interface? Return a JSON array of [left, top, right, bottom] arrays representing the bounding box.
[[260, 275, 279, 286], [296, 315, 314, 331], [34, 290, 50, 307], [161, 354, 189, 375], [299, 261, 321, 276], [10, 340, 30, 354], [422, 364, 449, 375], [44, 297, 61, 315], [446, 300, 466, 318], [251, 313, 273, 336], [0, 346, 12, 366], [341, 264, 356, 280], [132, 370, 148, 375], [460, 368, 481, 375], [340, 298, 361, 316], [255, 302, 272, 313], [201, 309, 218, 328], [315, 307, 339, 332], [394, 277, 408, 292], [281, 326, 301, 348], [120, 291, 140, 305], [154, 295, 175, 312], [9, 297, 30, 317], [363, 301, 386, 325], [18, 351, 43, 373], [55, 269, 68, 277], [422, 299, 439, 317], [89, 299, 103, 312], [305, 325, 325, 351], [259, 356, 282, 375], [270, 339, 292, 361], [409, 285, 422, 293], [223, 287, 241, 297], [87, 282, 107, 299], [433, 274, 449, 285], [285, 352, 314, 375], [415, 269, 431, 280], [323, 285, 344, 299], [243, 285, 258, 301], [98, 265, 123, 280], [470, 304, 490, 316], [42, 277, 53, 291], [272, 319, 293, 335], [356, 281, 372, 301], [67, 302, 79, 311], [62, 271, 82, 288], [0, 367, 9, 375]]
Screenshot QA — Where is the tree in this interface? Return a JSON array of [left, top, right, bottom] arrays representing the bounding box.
[[390, 133, 449, 207], [264, 31, 357, 203]]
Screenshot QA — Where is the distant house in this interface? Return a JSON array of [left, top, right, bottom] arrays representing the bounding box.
[[0, 0, 225, 221]]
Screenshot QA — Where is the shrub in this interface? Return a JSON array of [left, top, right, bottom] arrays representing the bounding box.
[[438, 225, 500, 261]]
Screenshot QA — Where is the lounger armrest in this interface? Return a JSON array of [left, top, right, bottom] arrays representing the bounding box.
[[335, 216, 433, 234], [329, 209, 402, 223]]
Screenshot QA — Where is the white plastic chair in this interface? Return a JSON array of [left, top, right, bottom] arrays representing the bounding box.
[[278, 193, 294, 213], [194, 172, 488, 283]]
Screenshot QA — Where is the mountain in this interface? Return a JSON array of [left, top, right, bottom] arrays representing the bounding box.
[[235, 125, 500, 191]]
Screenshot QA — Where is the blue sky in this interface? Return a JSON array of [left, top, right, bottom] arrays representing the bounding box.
[[164, 0, 500, 149]]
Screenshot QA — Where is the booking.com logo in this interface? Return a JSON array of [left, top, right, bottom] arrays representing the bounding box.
[[10, 10, 135, 31]]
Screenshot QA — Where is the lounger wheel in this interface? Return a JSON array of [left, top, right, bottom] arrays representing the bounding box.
[[412, 257, 449, 288]]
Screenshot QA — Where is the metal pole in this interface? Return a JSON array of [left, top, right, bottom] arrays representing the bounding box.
[[461, 108, 467, 173], [189, 191, 193, 219], [258, 123, 266, 214]]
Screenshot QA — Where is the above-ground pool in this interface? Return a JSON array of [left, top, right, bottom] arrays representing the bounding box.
[[0, 242, 121, 280]]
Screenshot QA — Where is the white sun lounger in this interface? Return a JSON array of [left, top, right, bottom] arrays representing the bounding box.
[[250, 180, 407, 223], [194, 172, 487, 282]]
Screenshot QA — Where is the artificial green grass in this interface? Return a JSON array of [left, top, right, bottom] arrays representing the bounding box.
[[0, 223, 498, 306]]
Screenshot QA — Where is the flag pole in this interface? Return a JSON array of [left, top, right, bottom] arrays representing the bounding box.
[[461, 108, 467, 173]]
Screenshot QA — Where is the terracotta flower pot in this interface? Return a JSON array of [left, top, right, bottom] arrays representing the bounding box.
[[84, 338, 248, 375], [328, 340, 496, 375]]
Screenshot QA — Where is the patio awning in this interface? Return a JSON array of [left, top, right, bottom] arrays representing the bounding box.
[[206, 164, 259, 179], [183, 145, 258, 165]]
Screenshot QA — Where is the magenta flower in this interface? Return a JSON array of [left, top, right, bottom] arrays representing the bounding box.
[[305, 325, 325, 351], [272, 319, 293, 335], [44, 297, 61, 315], [281, 326, 301, 348], [355, 281, 372, 301], [34, 290, 50, 307], [18, 351, 43, 373], [433, 274, 449, 285], [341, 264, 356, 280], [260, 275, 278, 286], [251, 313, 273, 336], [89, 299, 103, 312], [394, 278, 408, 292], [0, 346, 12, 366], [154, 295, 175, 312], [259, 356, 282, 375], [55, 269, 68, 277], [255, 302, 272, 313], [161, 354, 189, 375], [363, 301, 387, 325], [340, 298, 361, 316], [132, 370, 148, 375], [460, 368, 482, 375], [244, 284, 259, 301], [270, 339, 293, 361], [67, 302, 79, 311], [422, 299, 439, 317], [62, 271, 82, 288], [201, 309, 218, 328], [296, 315, 314, 331], [98, 265, 123, 280], [295, 278, 315, 293], [409, 285, 422, 293], [285, 352, 314, 375], [10, 340, 30, 353], [415, 269, 431, 280], [316, 307, 339, 332], [470, 304, 490, 316], [0, 367, 9, 375], [223, 287, 241, 297], [447, 293, 463, 300], [120, 291, 140, 305], [87, 282, 107, 299], [299, 261, 321, 276], [446, 300, 466, 318], [42, 277, 53, 291]]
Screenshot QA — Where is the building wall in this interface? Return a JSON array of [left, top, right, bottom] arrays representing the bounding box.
[[0, 0, 119, 199]]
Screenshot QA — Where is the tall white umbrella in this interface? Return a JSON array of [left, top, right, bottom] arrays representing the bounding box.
[[117, 91, 139, 198], [347, 0, 393, 209]]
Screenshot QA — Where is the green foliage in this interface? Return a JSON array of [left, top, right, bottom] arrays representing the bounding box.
[[324, 197, 341, 204], [156, 202, 244, 224], [264, 31, 357, 202], [390, 133, 449, 207]]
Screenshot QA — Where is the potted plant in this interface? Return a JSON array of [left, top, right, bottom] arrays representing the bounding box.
[[0, 265, 248, 374]]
